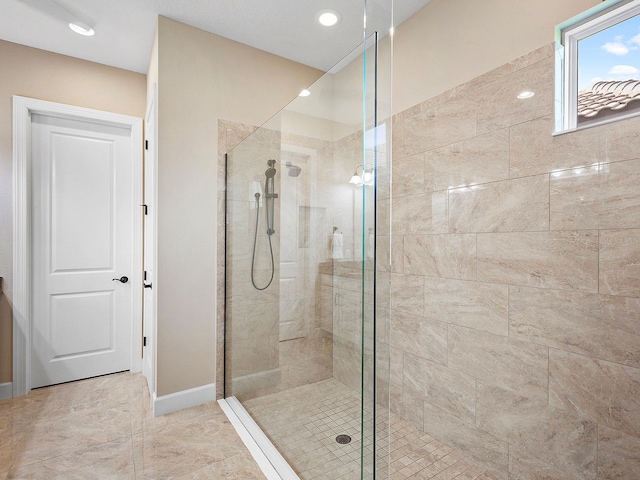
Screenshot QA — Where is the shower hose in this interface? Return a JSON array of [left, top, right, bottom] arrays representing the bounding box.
[[251, 193, 275, 290]]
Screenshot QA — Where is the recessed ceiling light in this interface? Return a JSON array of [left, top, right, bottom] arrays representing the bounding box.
[[298, 89, 311, 97], [316, 9, 341, 27], [517, 90, 535, 99], [69, 22, 95, 36]]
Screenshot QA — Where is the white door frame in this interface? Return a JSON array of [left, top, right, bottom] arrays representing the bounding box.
[[12, 95, 144, 397], [142, 84, 158, 399]]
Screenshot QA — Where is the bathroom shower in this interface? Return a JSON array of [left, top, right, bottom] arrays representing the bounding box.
[[251, 159, 278, 290]]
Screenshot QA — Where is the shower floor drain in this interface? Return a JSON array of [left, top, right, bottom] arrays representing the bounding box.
[[336, 434, 352, 444]]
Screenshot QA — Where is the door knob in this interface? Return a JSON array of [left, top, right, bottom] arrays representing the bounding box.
[[144, 283, 152, 289], [112, 276, 129, 283]]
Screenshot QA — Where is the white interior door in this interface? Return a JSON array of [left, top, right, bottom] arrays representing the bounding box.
[[31, 113, 135, 388]]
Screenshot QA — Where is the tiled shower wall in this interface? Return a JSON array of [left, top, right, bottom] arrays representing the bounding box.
[[218, 121, 335, 401], [389, 43, 640, 479]]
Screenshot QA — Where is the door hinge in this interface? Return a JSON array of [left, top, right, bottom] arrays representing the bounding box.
[[143, 336, 147, 347], [145, 140, 149, 150], [141, 204, 148, 215]]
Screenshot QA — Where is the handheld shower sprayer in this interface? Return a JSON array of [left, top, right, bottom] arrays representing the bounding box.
[[251, 159, 278, 290]]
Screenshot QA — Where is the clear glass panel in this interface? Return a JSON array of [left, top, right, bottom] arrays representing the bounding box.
[[224, 27, 391, 478]]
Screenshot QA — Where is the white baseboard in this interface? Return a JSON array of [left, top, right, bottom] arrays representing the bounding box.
[[152, 382, 216, 417], [0, 382, 13, 400]]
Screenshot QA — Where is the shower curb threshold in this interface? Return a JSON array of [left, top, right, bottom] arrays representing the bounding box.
[[218, 396, 301, 480]]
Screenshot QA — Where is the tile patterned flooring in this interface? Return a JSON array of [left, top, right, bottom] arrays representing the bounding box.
[[242, 379, 501, 480], [1, 373, 500, 479], [0, 372, 265, 479]]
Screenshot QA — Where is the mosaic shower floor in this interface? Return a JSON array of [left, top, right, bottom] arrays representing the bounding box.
[[242, 379, 501, 480]]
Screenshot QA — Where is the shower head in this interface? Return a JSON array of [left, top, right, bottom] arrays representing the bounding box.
[[265, 167, 277, 178], [285, 161, 302, 177]]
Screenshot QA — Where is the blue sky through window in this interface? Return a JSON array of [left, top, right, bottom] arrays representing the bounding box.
[[578, 13, 640, 90]]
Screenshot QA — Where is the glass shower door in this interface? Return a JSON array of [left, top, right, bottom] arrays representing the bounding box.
[[222, 28, 391, 479]]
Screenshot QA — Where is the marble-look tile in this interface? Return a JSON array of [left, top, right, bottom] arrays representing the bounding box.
[[477, 231, 599, 292], [605, 114, 640, 163], [508, 446, 575, 480], [509, 286, 640, 367], [449, 175, 549, 233], [509, 115, 607, 179], [549, 349, 640, 438], [599, 229, 640, 297], [403, 352, 476, 424], [424, 129, 510, 192], [174, 453, 266, 479], [550, 159, 640, 230], [392, 153, 424, 197], [12, 403, 132, 469], [476, 383, 597, 480], [391, 235, 404, 274], [391, 310, 448, 366], [423, 402, 509, 478], [389, 346, 405, 389], [598, 425, 640, 480], [394, 191, 448, 234], [390, 273, 425, 316], [424, 278, 508, 336], [476, 57, 554, 135], [448, 325, 548, 399], [390, 389, 424, 432], [394, 94, 478, 158], [8, 436, 135, 480], [404, 234, 476, 280]]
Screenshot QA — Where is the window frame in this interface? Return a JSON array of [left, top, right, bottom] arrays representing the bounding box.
[[556, 0, 640, 132]]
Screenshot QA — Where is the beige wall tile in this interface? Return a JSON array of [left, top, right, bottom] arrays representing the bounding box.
[[394, 191, 448, 235], [508, 446, 575, 480], [448, 325, 548, 399], [404, 234, 477, 280], [391, 273, 425, 315], [394, 94, 478, 158], [477, 231, 599, 292], [509, 115, 607, 179], [599, 229, 640, 297], [510, 286, 640, 368], [598, 425, 640, 480], [449, 175, 549, 233], [390, 388, 425, 432], [549, 350, 640, 439], [390, 310, 447, 366], [404, 352, 476, 424], [476, 383, 597, 480], [476, 57, 554, 135], [605, 115, 640, 164], [424, 278, 508, 336], [550, 159, 640, 230], [423, 402, 509, 478], [390, 346, 404, 388], [392, 153, 425, 197], [423, 129, 510, 192]]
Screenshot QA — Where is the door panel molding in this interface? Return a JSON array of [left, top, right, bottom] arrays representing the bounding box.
[[12, 96, 143, 396]]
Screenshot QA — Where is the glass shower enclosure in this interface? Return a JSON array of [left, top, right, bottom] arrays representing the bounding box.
[[221, 17, 392, 480]]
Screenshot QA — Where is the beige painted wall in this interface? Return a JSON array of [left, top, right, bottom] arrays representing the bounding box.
[[0, 40, 146, 385], [393, 0, 599, 114], [154, 17, 322, 396]]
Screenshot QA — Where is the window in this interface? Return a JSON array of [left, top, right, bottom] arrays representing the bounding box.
[[556, 0, 640, 131]]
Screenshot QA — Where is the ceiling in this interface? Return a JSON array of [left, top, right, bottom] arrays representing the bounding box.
[[0, 0, 431, 74]]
